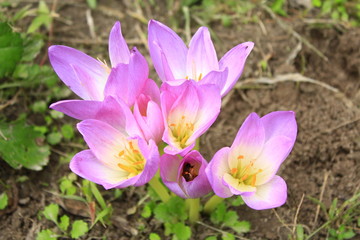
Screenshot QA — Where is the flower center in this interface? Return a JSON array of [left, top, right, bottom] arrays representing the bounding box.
[[116, 140, 145, 177], [169, 115, 195, 148], [230, 155, 263, 187], [182, 162, 199, 182]]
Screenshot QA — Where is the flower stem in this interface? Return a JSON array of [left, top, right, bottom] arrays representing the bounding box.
[[203, 195, 224, 214], [148, 176, 170, 203], [187, 198, 200, 223]]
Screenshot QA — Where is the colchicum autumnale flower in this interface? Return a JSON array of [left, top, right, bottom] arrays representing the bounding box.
[[161, 81, 221, 155], [148, 19, 254, 96], [160, 150, 212, 199], [206, 111, 297, 210], [70, 119, 159, 189]]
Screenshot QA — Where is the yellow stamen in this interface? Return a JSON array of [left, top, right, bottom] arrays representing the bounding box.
[[117, 163, 137, 174], [118, 150, 125, 157], [241, 174, 249, 181], [198, 73, 203, 81], [231, 168, 238, 175], [237, 155, 244, 159]]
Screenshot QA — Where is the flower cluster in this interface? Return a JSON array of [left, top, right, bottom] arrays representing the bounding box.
[[50, 20, 297, 210]]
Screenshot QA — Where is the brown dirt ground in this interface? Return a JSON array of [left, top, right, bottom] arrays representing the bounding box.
[[1, 1, 360, 239]]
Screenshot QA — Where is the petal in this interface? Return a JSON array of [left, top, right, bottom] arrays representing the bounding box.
[[50, 99, 103, 120], [198, 69, 228, 94], [230, 113, 265, 161], [148, 20, 187, 80], [179, 151, 212, 198], [187, 27, 219, 80], [242, 175, 287, 210], [133, 139, 159, 186], [48, 45, 109, 100], [104, 48, 149, 107], [205, 147, 233, 198], [77, 119, 128, 169], [108, 21, 130, 66], [223, 173, 257, 195], [254, 136, 294, 185], [70, 150, 131, 190], [187, 84, 221, 144], [141, 79, 161, 105], [261, 111, 297, 142], [160, 154, 188, 198], [219, 42, 254, 96]]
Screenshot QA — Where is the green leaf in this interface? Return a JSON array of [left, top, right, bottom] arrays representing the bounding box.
[[154, 202, 171, 222], [31, 100, 47, 113], [0, 192, 8, 210], [221, 233, 235, 240], [59, 215, 70, 232], [167, 197, 187, 221], [231, 196, 245, 206], [172, 222, 191, 240], [0, 22, 23, 78], [210, 202, 226, 224], [0, 120, 50, 170], [42, 203, 59, 224], [205, 237, 218, 240], [223, 210, 238, 227], [90, 181, 107, 210], [36, 229, 57, 240], [312, 0, 322, 8], [296, 225, 304, 240], [61, 124, 74, 140], [149, 233, 161, 240], [27, 14, 52, 33], [141, 205, 152, 218], [59, 178, 76, 195], [91, 205, 112, 228], [50, 110, 64, 119], [341, 230, 356, 239], [21, 35, 44, 62], [231, 221, 251, 234], [47, 132, 62, 145], [71, 220, 89, 238]]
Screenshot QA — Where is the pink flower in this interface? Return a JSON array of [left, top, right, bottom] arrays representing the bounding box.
[[50, 21, 149, 112], [70, 119, 159, 189], [161, 81, 221, 155], [206, 111, 297, 210], [148, 20, 254, 96], [160, 151, 212, 198]]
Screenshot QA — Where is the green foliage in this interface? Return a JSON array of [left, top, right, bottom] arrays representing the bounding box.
[[0, 192, 8, 210], [210, 202, 251, 234], [71, 220, 89, 238], [86, 0, 97, 9], [270, 0, 287, 16], [39, 203, 89, 239], [0, 22, 23, 78], [0, 119, 50, 170], [27, 1, 52, 33], [311, 0, 360, 25], [149, 233, 161, 240], [36, 229, 57, 240]]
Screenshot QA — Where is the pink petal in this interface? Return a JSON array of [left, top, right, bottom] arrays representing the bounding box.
[[242, 175, 287, 210], [141, 79, 161, 105], [261, 111, 297, 142], [199, 69, 228, 94], [48, 45, 108, 100], [50, 99, 103, 120], [255, 136, 295, 185], [219, 42, 254, 96], [148, 20, 187, 80], [160, 154, 187, 198], [77, 119, 127, 169], [187, 27, 218, 80], [70, 150, 135, 190], [230, 112, 265, 160], [133, 139, 159, 186], [206, 147, 233, 198], [108, 21, 130, 67], [104, 48, 148, 107]]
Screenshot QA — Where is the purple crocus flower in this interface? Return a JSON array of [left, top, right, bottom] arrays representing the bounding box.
[[161, 81, 221, 155], [70, 119, 159, 189], [50, 21, 148, 112], [160, 150, 212, 199], [206, 111, 297, 210], [148, 20, 254, 96]]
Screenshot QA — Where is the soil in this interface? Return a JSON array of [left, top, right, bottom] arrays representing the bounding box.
[[1, 1, 359, 240]]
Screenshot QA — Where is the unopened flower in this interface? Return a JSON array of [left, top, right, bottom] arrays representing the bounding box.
[[161, 81, 221, 155], [70, 119, 159, 189], [206, 111, 297, 210], [160, 151, 211, 198], [148, 20, 254, 96]]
